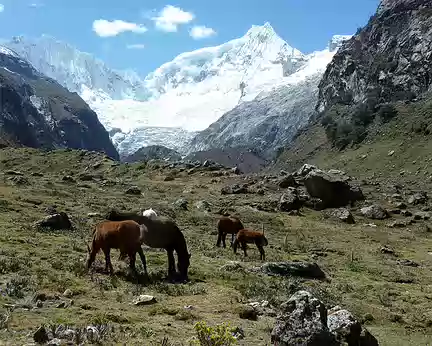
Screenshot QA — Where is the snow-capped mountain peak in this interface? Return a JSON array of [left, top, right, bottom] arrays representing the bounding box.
[[2, 24, 351, 157]]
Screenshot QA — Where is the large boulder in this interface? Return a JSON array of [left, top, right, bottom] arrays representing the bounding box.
[[304, 170, 364, 208], [278, 174, 297, 188], [327, 308, 379, 346], [271, 291, 338, 346], [34, 212, 72, 230], [407, 192, 428, 205], [360, 205, 389, 220], [279, 188, 302, 212], [257, 261, 326, 280]]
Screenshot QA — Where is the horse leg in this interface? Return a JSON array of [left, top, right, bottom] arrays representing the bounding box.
[[166, 248, 176, 280], [103, 248, 114, 275], [137, 246, 148, 277], [230, 233, 235, 247], [257, 244, 265, 261], [233, 239, 238, 254], [222, 233, 227, 248], [216, 232, 222, 247], [87, 246, 99, 271], [241, 242, 248, 257]]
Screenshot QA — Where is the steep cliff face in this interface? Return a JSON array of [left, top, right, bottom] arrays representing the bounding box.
[[0, 46, 119, 159], [317, 0, 432, 113]]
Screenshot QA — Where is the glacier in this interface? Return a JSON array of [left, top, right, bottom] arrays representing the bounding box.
[[2, 24, 351, 157]]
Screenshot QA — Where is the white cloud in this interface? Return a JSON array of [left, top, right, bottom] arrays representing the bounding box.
[[152, 5, 194, 32], [0, 4, 4, 12], [29, 3, 44, 8], [93, 19, 147, 38], [190, 25, 216, 40], [127, 44, 145, 50]]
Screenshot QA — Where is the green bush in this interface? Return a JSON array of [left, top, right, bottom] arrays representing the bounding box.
[[191, 321, 237, 346]]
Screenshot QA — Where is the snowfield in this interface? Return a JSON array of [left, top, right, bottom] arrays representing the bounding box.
[[3, 24, 351, 156]]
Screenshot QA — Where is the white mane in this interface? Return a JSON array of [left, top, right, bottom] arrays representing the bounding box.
[[142, 208, 158, 220]]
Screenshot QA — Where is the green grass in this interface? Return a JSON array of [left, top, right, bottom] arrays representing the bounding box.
[[0, 147, 431, 345]]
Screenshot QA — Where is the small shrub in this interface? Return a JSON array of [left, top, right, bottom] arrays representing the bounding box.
[[377, 104, 398, 122], [5, 275, 33, 298], [192, 321, 237, 346]]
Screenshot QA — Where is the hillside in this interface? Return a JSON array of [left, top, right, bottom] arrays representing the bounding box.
[[0, 148, 431, 345], [0, 46, 119, 160]]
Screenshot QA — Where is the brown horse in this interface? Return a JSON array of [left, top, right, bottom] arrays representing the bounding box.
[[87, 220, 147, 275], [216, 216, 244, 248], [106, 209, 191, 282], [233, 226, 268, 260]]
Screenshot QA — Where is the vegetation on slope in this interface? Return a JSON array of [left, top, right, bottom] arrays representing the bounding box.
[[0, 148, 431, 345]]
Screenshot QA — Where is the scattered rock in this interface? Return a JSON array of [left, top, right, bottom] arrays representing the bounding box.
[[380, 246, 396, 255], [327, 208, 355, 224], [221, 183, 248, 195], [397, 259, 419, 267], [304, 169, 364, 208], [36, 300, 43, 308], [388, 150, 395, 156], [271, 291, 337, 346], [295, 164, 318, 177], [219, 261, 245, 272], [47, 339, 61, 346], [278, 188, 302, 212], [278, 174, 297, 188], [163, 175, 175, 181], [328, 308, 379, 346], [35, 212, 72, 230], [173, 198, 188, 210], [195, 200, 211, 211], [401, 210, 413, 217], [87, 212, 101, 217], [63, 289, 73, 298], [8, 175, 29, 185], [34, 326, 50, 344], [125, 186, 141, 195], [133, 295, 157, 306], [387, 220, 407, 228], [5, 170, 23, 176], [257, 261, 326, 279], [407, 192, 428, 205], [232, 167, 241, 175], [413, 211, 430, 221], [231, 326, 245, 340], [61, 175, 75, 183], [78, 173, 95, 181], [238, 305, 258, 321], [360, 205, 389, 220]]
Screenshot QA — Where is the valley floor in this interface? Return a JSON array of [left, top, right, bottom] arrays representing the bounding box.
[[0, 148, 431, 345]]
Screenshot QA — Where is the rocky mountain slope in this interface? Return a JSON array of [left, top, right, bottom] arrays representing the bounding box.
[[275, 0, 432, 171], [188, 37, 350, 158], [3, 25, 350, 157], [0, 46, 119, 159], [317, 0, 432, 113]]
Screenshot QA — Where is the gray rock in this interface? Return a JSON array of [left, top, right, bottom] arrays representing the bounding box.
[[221, 183, 248, 195], [328, 208, 355, 224], [47, 339, 62, 346], [296, 164, 318, 177], [173, 198, 188, 210], [413, 211, 430, 221], [407, 192, 428, 205], [34, 326, 50, 343], [219, 261, 245, 272], [34, 212, 72, 230], [133, 295, 157, 306], [238, 305, 258, 321], [396, 259, 419, 267], [387, 220, 407, 228], [327, 308, 379, 346], [360, 205, 389, 220], [271, 291, 338, 346], [257, 261, 326, 279], [279, 188, 302, 212], [278, 174, 297, 188], [125, 186, 141, 195], [304, 170, 364, 208], [195, 200, 211, 211], [401, 210, 413, 217]]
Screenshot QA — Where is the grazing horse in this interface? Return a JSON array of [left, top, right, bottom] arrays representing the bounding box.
[[87, 220, 147, 275], [233, 225, 268, 260], [216, 216, 244, 248], [106, 209, 191, 282], [142, 208, 158, 220]]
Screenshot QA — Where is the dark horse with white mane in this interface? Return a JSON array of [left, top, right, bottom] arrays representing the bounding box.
[[105, 210, 191, 282]]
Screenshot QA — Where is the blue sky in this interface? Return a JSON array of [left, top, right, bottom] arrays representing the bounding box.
[[0, 0, 379, 76]]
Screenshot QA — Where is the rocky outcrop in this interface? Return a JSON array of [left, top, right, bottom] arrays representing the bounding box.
[[122, 145, 182, 163], [0, 46, 119, 159], [271, 291, 379, 346], [189, 74, 323, 160], [304, 170, 364, 208], [317, 0, 432, 112]]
